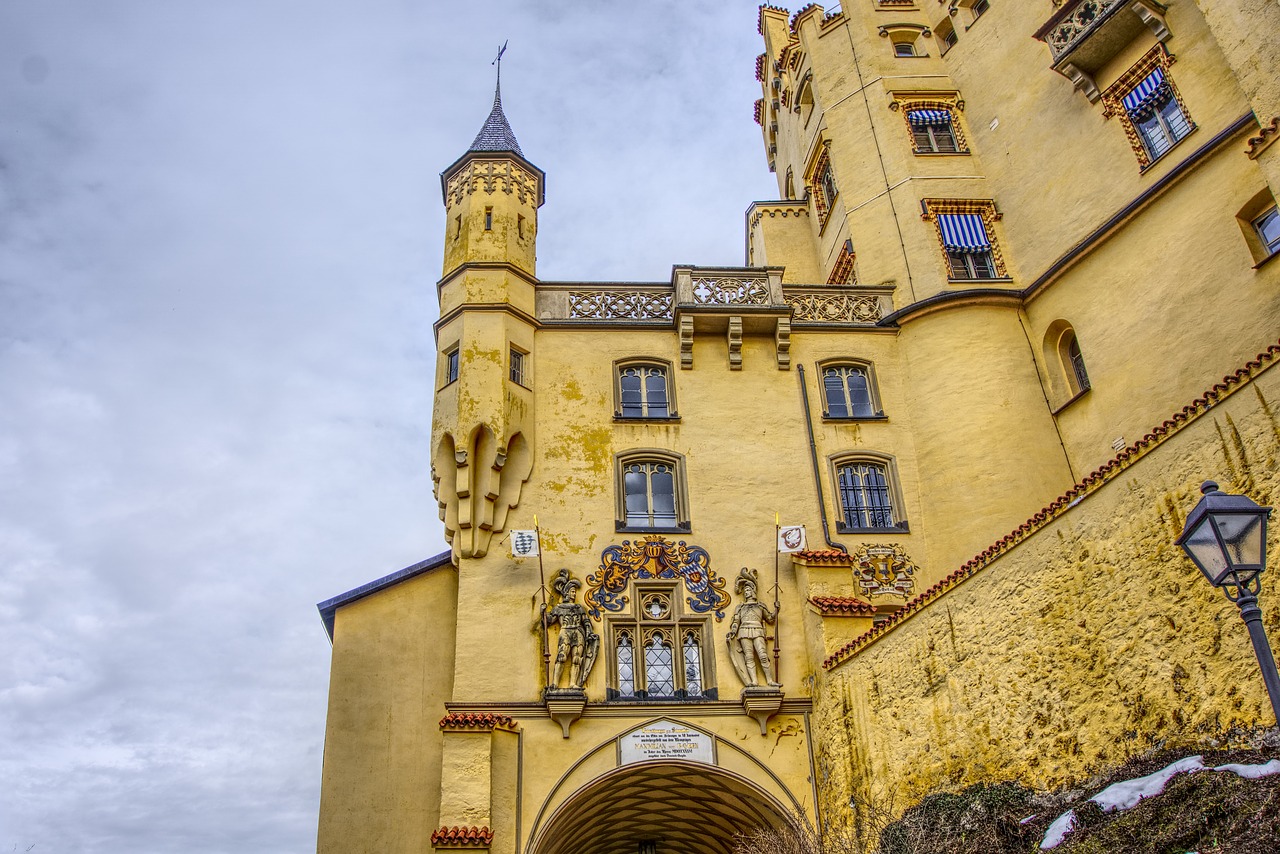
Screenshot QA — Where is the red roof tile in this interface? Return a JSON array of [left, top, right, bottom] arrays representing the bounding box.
[[431, 826, 493, 847], [810, 596, 876, 615], [822, 337, 1280, 671], [439, 713, 518, 732]]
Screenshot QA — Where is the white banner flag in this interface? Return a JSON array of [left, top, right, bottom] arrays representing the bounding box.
[[510, 530, 539, 558], [777, 525, 807, 553]]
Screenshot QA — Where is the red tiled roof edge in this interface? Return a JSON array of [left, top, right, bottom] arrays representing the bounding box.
[[810, 596, 876, 615], [822, 337, 1280, 671], [793, 549, 853, 564], [439, 713, 518, 732], [431, 826, 494, 847]]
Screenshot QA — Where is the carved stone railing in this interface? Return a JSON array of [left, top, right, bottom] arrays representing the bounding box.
[[535, 271, 892, 328], [690, 276, 771, 306], [1034, 0, 1169, 84], [1039, 0, 1129, 60], [784, 289, 884, 324], [568, 290, 673, 320]]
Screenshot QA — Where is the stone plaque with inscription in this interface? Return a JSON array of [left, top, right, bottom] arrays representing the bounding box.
[[619, 720, 715, 766]]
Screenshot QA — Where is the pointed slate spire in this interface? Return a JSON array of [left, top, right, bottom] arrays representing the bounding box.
[[469, 42, 523, 156]]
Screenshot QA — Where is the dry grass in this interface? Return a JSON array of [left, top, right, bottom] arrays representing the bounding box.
[[735, 733, 1280, 854]]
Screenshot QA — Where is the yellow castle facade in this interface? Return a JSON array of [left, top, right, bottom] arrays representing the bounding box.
[[316, 3, 1280, 852]]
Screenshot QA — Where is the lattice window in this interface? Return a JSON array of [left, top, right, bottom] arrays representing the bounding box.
[[1100, 45, 1195, 170], [835, 459, 902, 532], [607, 583, 712, 701]]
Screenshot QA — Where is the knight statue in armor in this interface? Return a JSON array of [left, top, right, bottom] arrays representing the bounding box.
[[727, 567, 781, 688], [541, 568, 600, 691]]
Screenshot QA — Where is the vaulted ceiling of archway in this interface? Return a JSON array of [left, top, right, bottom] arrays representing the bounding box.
[[533, 763, 790, 854]]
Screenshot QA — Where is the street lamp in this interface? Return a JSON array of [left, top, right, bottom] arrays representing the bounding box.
[[1176, 480, 1280, 723]]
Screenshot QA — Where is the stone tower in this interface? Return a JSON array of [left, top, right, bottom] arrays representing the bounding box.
[[432, 74, 544, 562]]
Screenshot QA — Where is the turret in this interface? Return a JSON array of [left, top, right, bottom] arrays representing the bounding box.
[[432, 65, 542, 562]]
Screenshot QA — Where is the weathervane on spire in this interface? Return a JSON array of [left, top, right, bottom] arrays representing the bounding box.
[[492, 40, 509, 89]]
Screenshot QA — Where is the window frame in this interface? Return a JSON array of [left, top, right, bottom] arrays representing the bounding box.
[[613, 358, 678, 421], [1042, 320, 1092, 411], [1099, 46, 1196, 171], [922, 198, 1008, 281], [818, 359, 885, 421], [509, 346, 528, 387], [1253, 207, 1280, 259], [893, 97, 969, 156], [444, 347, 460, 386], [605, 580, 715, 702], [805, 141, 838, 231], [830, 452, 908, 534], [615, 449, 691, 534]]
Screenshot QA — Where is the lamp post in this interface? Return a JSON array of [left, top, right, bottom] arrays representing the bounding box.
[[1176, 480, 1280, 723]]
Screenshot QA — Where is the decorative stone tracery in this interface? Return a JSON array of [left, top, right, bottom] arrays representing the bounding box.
[[567, 291, 673, 320], [445, 159, 541, 207]]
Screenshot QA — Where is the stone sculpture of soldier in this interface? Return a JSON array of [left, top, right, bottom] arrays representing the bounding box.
[[726, 567, 781, 688], [541, 568, 600, 691]]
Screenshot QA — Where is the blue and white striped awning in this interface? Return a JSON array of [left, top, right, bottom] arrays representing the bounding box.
[[937, 213, 990, 251], [908, 109, 951, 126], [1122, 68, 1170, 117]]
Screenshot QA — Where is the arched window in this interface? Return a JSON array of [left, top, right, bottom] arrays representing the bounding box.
[[784, 167, 795, 200], [831, 454, 906, 533], [606, 583, 713, 701], [1066, 333, 1091, 394], [616, 630, 635, 698], [614, 359, 676, 420], [821, 362, 881, 419], [615, 450, 690, 532], [1042, 321, 1092, 407]]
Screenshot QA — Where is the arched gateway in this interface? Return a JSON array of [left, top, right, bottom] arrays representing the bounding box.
[[529, 760, 794, 854]]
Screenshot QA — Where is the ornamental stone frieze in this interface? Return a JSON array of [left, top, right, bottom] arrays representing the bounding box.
[[445, 158, 542, 207]]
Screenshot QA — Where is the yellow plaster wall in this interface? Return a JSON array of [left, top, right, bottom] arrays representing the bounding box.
[[317, 566, 459, 854], [813, 363, 1280, 820]]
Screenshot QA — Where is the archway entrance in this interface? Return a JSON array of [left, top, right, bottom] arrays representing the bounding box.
[[530, 760, 793, 854]]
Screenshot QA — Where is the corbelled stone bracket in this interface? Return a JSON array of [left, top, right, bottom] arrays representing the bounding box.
[[679, 316, 695, 369], [775, 317, 791, 370], [727, 316, 743, 370], [741, 686, 784, 735], [544, 688, 587, 738]]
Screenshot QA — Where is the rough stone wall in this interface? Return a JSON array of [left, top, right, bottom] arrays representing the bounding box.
[[814, 361, 1280, 826]]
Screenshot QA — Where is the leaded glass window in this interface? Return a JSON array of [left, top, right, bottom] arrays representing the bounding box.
[[607, 583, 712, 701], [616, 631, 635, 698], [618, 365, 670, 418], [644, 632, 675, 697], [822, 365, 876, 418], [624, 462, 677, 528], [683, 630, 703, 696]]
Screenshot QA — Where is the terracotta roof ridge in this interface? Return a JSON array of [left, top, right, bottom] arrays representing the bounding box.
[[823, 336, 1280, 671]]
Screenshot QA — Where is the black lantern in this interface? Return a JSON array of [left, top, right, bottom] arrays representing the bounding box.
[[1177, 481, 1270, 590], [1177, 480, 1280, 723]]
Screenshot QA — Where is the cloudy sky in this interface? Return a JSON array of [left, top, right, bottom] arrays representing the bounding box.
[[0, 1, 779, 851]]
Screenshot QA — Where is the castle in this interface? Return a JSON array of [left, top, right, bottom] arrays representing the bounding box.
[[316, 3, 1280, 851]]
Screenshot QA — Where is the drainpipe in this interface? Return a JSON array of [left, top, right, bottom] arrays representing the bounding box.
[[797, 364, 848, 554]]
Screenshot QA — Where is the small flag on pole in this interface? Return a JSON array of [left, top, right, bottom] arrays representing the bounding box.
[[777, 525, 807, 553], [511, 530, 539, 558]]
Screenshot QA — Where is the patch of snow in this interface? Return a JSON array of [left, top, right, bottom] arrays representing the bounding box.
[[1212, 759, 1280, 779], [1091, 756, 1206, 813], [1020, 814, 1038, 825], [1040, 809, 1077, 849]]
